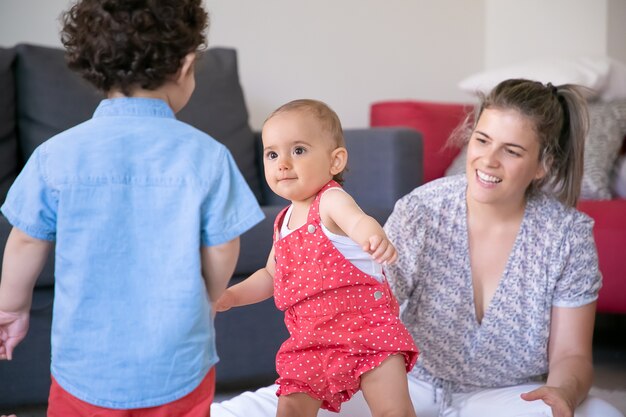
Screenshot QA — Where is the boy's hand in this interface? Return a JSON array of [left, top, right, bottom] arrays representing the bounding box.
[[0, 310, 30, 360], [214, 289, 236, 312], [363, 235, 398, 265]]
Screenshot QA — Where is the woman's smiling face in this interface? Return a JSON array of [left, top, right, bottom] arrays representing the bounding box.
[[465, 107, 546, 208]]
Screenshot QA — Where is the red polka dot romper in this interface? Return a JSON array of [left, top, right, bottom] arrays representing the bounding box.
[[273, 180, 418, 412]]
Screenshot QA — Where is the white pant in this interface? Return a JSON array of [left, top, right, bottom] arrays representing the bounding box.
[[211, 378, 624, 417]]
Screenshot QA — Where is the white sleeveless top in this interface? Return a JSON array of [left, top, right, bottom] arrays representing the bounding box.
[[279, 202, 384, 282]]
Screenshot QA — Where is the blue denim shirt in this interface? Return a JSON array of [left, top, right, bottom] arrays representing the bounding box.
[[1, 98, 264, 408]]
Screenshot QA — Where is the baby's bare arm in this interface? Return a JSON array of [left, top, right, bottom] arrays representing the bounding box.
[[215, 246, 276, 311], [320, 190, 397, 264]]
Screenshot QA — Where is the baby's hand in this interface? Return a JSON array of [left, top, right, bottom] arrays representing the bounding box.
[[214, 289, 236, 312], [363, 235, 398, 265]]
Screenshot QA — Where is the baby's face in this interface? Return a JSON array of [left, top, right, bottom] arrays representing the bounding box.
[[261, 110, 338, 203]]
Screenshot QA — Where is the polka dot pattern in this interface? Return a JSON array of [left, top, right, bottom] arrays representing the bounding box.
[[272, 181, 418, 412]]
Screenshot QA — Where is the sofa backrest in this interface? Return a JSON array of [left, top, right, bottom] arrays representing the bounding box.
[[0, 47, 19, 204], [3, 43, 262, 204]]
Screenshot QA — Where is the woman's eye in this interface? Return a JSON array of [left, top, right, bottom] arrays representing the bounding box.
[[293, 147, 306, 155], [266, 151, 278, 160], [505, 148, 521, 157], [475, 136, 487, 144]]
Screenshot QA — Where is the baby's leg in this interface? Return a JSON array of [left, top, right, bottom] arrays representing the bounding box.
[[360, 354, 417, 417], [276, 392, 322, 417]]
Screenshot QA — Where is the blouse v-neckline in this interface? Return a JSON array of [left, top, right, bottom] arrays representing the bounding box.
[[460, 191, 530, 327]]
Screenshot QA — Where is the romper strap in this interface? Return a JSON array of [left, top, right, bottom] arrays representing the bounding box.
[[273, 205, 291, 243], [306, 180, 343, 224]]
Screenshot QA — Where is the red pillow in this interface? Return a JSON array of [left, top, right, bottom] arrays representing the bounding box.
[[370, 100, 470, 183], [577, 199, 626, 314]]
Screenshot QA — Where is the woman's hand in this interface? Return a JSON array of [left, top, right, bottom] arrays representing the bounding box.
[[521, 385, 576, 417]]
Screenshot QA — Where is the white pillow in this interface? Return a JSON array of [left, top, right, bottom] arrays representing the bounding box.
[[458, 57, 612, 99], [600, 58, 626, 102]]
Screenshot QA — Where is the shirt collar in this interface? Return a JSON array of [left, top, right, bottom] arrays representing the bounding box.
[[93, 97, 175, 119]]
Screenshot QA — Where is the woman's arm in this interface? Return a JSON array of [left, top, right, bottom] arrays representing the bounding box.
[[521, 302, 596, 417], [215, 246, 276, 311]]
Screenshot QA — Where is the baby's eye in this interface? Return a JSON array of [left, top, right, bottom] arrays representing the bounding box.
[[265, 151, 278, 160], [293, 146, 306, 155]]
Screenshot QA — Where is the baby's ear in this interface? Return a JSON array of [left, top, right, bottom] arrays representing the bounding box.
[[330, 147, 348, 175]]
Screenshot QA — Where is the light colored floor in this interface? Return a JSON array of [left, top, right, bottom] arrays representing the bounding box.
[[7, 314, 626, 416]]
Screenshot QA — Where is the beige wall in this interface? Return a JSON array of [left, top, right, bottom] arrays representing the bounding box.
[[608, 0, 626, 64], [484, 0, 608, 68], [206, 0, 484, 128], [0, 0, 484, 129], [2, 1, 624, 129]]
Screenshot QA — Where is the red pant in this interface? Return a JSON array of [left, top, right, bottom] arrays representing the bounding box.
[[47, 368, 215, 417]]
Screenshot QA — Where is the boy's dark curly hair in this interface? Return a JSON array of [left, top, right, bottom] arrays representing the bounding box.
[[61, 0, 208, 95]]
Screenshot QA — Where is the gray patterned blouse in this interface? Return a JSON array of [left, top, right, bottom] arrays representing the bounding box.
[[384, 175, 601, 393]]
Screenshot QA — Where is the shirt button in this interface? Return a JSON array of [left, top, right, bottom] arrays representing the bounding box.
[[373, 291, 383, 300], [307, 224, 316, 233]]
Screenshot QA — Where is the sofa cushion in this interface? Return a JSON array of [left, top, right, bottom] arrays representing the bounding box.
[[580, 100, 626, 199], [14, 44, 261, 200], [0, 47, 20, 204], [370, 100, 469, 183], [612, 154, 626, 198]]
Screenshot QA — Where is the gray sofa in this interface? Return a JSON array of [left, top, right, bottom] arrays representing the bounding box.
[[0, 43, 423, 408]]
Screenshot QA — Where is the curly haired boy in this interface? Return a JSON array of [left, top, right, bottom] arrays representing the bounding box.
[[0, 1, 264, 416]]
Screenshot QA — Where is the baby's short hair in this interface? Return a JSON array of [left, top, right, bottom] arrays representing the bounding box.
[[61, 0, 208, 95], [267, 99, 346, 149]]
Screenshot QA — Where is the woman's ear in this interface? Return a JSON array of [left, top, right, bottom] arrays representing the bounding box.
[[176, 52, 197, 84], [330, 147, 348, 176], [535, 154, 551, 180]]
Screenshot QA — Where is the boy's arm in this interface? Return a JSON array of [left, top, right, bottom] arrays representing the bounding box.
[[215, 246, 275, 312], [320, 190, 397, 264], [0, 227, 53, 360], [201, 237, 240, 303]]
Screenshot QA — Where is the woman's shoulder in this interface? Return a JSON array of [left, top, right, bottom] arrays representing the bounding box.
[[396, 175, 466, 211], [528, 192, 594, 233]]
